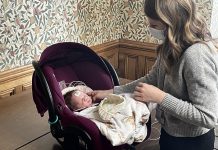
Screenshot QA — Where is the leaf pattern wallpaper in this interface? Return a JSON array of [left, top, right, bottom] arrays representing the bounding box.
[[0, 0, 213, 71], [120, 0, 213, 43]]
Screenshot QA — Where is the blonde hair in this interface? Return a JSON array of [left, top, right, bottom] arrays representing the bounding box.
[[144, 0, 212, 73]]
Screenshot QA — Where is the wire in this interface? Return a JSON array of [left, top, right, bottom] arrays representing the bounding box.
[[148, 127, 160, 141], [151, 120, 159, 126], [148, 120, 161, 141]]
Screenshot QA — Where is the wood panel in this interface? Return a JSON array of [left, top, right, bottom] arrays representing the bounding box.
[[125, 55, 137, 80], [0, 65, 34, 98], [92, 40, 119, 70], [0, 39, 158, 98], [138, 56, 146, 78], [145, 58, 156, 75], [118, 39, 158, 80], [98, 49, 119, 69], [117, 53, 126, 77]]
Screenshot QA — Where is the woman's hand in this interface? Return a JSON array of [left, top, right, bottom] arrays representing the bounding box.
[[87, 89, 113, 102], [133, 82, 166, 104]]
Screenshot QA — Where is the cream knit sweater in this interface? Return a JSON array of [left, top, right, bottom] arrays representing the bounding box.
[[114, 41, 218, 137]]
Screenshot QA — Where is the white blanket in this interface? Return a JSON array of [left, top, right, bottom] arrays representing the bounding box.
[[75, 93, 150, 146]]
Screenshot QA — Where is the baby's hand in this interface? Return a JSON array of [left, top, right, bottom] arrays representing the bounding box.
[[87, 89, 113, 102], [87, 91, 98, 102]]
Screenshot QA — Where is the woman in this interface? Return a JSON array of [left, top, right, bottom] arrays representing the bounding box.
[[88, 0, 218, 150]]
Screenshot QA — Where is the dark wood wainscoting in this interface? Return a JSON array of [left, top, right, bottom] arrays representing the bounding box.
[[0, 39, 158, 98]]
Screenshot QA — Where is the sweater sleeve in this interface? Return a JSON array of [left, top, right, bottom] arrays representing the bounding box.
[[160, 44, 218, 129], [114, 57, 159, 94]]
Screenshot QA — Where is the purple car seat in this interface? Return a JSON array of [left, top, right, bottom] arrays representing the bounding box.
[[32, 42, 151, 150]]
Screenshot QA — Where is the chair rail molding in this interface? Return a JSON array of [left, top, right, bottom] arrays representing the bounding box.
[[0, 65, 34, 98]]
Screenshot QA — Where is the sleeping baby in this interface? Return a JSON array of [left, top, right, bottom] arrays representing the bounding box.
[[61, 82, 150, 146], [62, 84, 94, 111]]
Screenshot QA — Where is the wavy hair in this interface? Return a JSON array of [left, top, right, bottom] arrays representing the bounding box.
[[144, 0, 211, 73]]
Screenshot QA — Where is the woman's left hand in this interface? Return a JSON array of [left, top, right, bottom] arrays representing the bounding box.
[[133, 82, 166, 104]]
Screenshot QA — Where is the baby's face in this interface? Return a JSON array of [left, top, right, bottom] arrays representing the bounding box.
[[71, 90, 92, 109]]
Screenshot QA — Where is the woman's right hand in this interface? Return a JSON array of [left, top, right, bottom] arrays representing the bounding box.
[[87, 89, 113, 102]]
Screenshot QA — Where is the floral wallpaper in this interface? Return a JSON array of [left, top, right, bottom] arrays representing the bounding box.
[[0, 0, 213, 71], [120, 0, 213, 43]]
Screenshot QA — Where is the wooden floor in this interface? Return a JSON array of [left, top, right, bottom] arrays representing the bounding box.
[[0, 89, 61, 150], [0, 88, 216, 150], [0, 87, 160, 150]]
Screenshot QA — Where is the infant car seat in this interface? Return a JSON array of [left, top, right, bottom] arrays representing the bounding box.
[[32, 42, 151, 150]]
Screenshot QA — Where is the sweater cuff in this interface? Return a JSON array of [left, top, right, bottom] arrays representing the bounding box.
[[159, 93, 179, 111], [113, 86, 124, 94]]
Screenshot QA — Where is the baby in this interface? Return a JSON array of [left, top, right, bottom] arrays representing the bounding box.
[[62, 83, 95, 111], [64, 89, 93, 111]]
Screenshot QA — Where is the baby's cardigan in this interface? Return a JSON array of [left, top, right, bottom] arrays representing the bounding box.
[[114, 42, 218, 137]]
